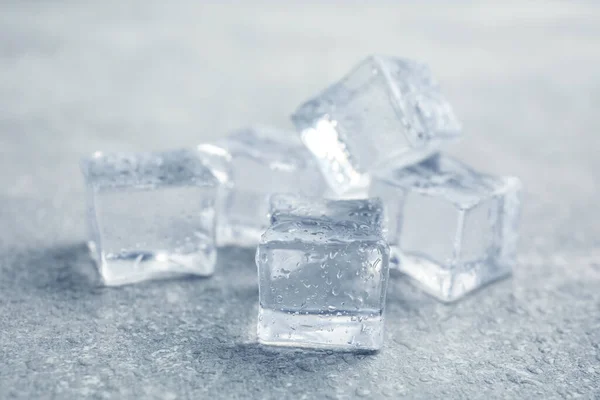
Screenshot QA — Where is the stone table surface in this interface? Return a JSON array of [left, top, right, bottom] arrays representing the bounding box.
[[1, 2, 599, 399]]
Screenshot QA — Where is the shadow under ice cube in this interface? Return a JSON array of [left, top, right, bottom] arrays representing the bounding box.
[[81, 149, 219, 286], [291, 55, 461, 195], [198, 127, 327, 247], [370, 154, 522, 302], [256, 195, 390, 351]]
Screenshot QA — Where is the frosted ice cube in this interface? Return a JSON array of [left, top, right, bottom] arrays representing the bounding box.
[[292, 55, 461, 195], [370, 154, 522, 302], [81, 149, 219, 286], [198, 127, 328, 247], [256, 195, 390, 350]]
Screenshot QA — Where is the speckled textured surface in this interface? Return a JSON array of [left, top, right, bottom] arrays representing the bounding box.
[[1, 2, 599, 399]]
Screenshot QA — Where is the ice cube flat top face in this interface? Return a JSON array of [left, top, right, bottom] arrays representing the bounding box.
[[375, 154, 516, 209], [269, 194, 384, 231], [82, 149, 219, 191], [262, 219, 385, 245], [370, 155, 522, 302], [257, 218, 389, 350], [291, 55, 461, 194]]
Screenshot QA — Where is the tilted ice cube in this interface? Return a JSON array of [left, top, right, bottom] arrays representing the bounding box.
[[256, 195, 390, 350], [198, 127, 328, 247], [370, 154, 522, 302], [292, 55, 461, 195], [81, 149, 219, 286]]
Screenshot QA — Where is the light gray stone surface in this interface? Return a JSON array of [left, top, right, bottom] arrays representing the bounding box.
[[1, 2, 599, 398]]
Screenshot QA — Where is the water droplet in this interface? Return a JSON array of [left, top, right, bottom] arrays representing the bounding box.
[[336, 270, 343, 279], [279, 268, 291, 278], [332, 286, 339, 296], [276, 295, 283, 303], [327, 305, 337, 311]]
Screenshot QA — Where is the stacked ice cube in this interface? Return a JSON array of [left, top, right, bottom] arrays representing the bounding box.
[[290, 55, 521, 304], [82, 55, 521, 351], [292, 55, 462, 195]]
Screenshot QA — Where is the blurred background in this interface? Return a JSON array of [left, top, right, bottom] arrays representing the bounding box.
[[1, 2, 599, 399], [2, 1, 599, 251]]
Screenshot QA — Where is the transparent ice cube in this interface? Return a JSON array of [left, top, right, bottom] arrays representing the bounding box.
[[256, 195, 390, 350], [198, 127, 328, 247], [81, 149, 219, 286], [370, 154, 522, 302], [292, 55, 461, 195]]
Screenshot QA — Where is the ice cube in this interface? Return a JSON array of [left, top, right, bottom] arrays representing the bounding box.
[[81, 149, 220, 286], [198, 127, 328, 247], [292, 55, 461, 195], [256, 195, 390, 350], [370, 154, 522, 302]]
